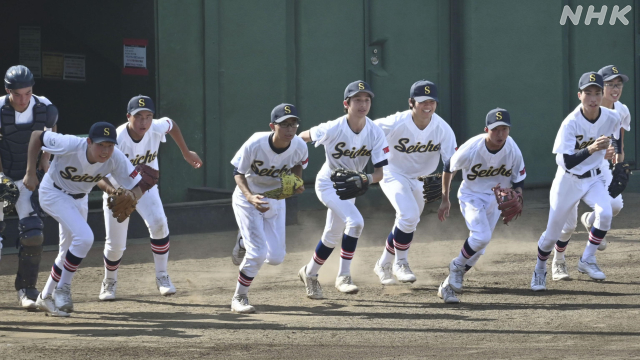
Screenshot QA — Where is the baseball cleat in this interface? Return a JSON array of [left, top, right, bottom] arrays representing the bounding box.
[[99, 279, 117, 301], [156, 273, 177, 296], [36, 293, 69, 317], [335, 275, 359, 294], [438, 277, 460, 304], [577, 256, 606, 280], [17, 289, 37, 310], [231, 294, 255, 313], [448, 259, 465, 293], [530, 269, 547, 291], [373, 260, 397, 285], [552, 258, 570, 281], [393, 260, 416, 283], [54, 283, 74, 313], [298, 265, 324, 299], [231, 231, 246, 266], [597, 239, 607, 251]]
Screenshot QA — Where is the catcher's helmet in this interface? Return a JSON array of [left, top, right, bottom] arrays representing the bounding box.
[[4, 65, 35, 90], [0, 175, 19, 215]]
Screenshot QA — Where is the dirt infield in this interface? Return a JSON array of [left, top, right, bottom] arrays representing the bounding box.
[[1, 188, 639, 359]]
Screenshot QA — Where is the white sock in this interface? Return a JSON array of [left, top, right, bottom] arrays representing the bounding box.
[[42, 276, 57, 298], [395, 249, 408, 262], [380, 247, 394, 265], [153, 252, 169, 276], [57, 269, 76, 288], [338, 258, 351, 276], [306, 259, 322, 276], [535, 258, 547, 271], [553, 249, 565, 261], [235, 282, 249, 296], [105, 268, 118, 281], [582, 242, 599, 259]]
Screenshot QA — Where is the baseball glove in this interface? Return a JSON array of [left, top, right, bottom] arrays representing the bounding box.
[[608, 162, 631, 198], [0, 174, 19, 215], [263, 172, 304, 200], [417, 172, 443, 203], [107, 187, 138, 223], [492, 184, 523, 225], [135, 164, 159, 191], [330, 168, 370, 200]]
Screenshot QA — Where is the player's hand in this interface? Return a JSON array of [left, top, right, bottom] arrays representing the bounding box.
[[23, 172, 39, 191], [588, 136, 611, 154], [248, 194, 270, 213], [183, 151, 203, 169], [604, 145, 615, 161], [294, 184, 305, 194], [438, 198, 451, 222]]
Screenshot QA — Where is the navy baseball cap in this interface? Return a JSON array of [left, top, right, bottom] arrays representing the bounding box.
[[598, 65, 629, 82], [127, 95, 155, 115], [271, 103, 300, 124], [486, 108, 511, 130], [579, 72, 604, 90], [88, 122, 118, 144], [410, 80, 438, 102], [344, 80, 375, 100]]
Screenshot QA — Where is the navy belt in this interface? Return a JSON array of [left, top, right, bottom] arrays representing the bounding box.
[[53, 183, 86, 199], [566, 168, 601, 179]]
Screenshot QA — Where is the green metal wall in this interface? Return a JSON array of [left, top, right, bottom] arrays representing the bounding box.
[[157, 0, 637, 203]]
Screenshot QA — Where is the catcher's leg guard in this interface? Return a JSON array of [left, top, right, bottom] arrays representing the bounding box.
[[15, 216, 44, 295]]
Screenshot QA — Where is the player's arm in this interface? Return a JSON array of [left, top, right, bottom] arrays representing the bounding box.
[[234, 172, 269, 213], [563, 136, 610, 169], [96, 178, 117, 195], [166, 119, 203, 169], [438, 158, 457, 222], [23, 130, 46, 191], [371, 165, 384, 183], [39, 124, 56, 173], [299, 130, 312, 143], [291, 164, 305, 194]]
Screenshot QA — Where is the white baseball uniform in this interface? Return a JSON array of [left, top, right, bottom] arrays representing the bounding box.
[[38, 131, 140, 296], [451, 134, 526, 253], [311, 116, 389, 244], [375, 110, 457, 233], [538, 105, 621, 254], [231, 131, 308, 288], [102, 118, 173, 278], [558, 101, 630, 241]]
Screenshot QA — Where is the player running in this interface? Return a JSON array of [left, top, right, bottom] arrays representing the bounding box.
[[550, 65, 631, 281], [229, 103, 308, 313], [23, 122, 151, 317], [531, 72, 621, 291], [438, 108, 526, 303], [297, 80, 389, 299], [96, 95, 203, 300], [373, 80, 456, 285]]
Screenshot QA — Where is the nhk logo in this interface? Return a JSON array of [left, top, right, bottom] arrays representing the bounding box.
[[560, 5, 631, 25]]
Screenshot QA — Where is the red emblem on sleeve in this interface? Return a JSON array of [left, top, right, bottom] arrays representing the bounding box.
[[455, 147, 458, 151], [130, 170, 139, 179], [383, 146, 389, 154], [302, 158, 309, 165], [519, 167, 526, 176]]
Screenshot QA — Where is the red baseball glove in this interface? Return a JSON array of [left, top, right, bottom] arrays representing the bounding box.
[[492, 184, 523, 225]]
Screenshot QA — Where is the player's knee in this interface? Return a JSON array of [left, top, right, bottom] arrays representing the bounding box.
[[470, 231, 492, 248], [345, 215, 365, 238], [104, 244, 126, 260], [611, 198, 623, 217], [247, 246, 267, 264], [596, 207, 613, 228], [147, 215, 169, 239], [18, 216, 44, 247], [397, 215, 420, 233]]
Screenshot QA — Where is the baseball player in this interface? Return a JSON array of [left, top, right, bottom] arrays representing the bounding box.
[[373, 80, 456, 284], [550, 65, 630, 281], [96, 95, 203, 300], [23, 122, 150, 317], [438, 108, 526, 303], [531, 72, 621, 291], [229, 103, 308, 313], [0, 65, 58, 310], [297, 80, 389, 299]]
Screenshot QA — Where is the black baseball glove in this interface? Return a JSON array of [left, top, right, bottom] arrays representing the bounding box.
[[417, 173, 443, 203], [608, 162, 631, 198], [330, 168, 370, 200]]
